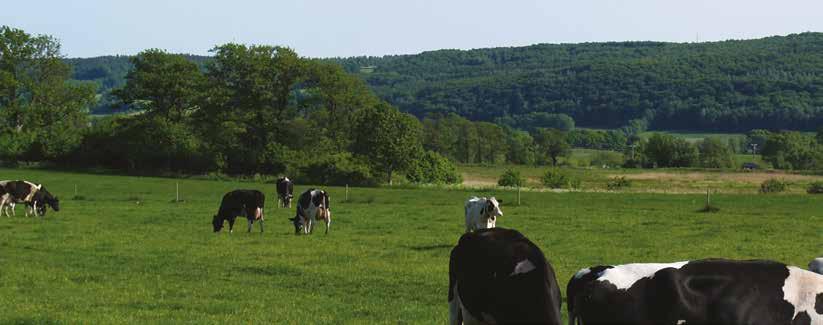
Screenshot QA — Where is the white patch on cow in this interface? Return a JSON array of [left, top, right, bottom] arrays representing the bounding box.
[[451, 284, 494, 325], [510, 259, 536, 276], [782, 266, 823, 324], [597, 261, 689, 290], [574, 268, 592, 279], [809, 258, 823, 275], [677, 320, 686, 325]]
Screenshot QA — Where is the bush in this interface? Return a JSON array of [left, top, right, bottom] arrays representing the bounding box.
[[606, 176, 632, 191], [299, 153, 378, 186], [760, 179, 787, 194], [498, 169, 525, 187], [807, 181, 823, 194], [406, 151, 462, 184], [541, 168, 578, 189]]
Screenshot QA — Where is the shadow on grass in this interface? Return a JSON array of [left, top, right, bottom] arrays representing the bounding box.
[[408, 244, 453, 251]]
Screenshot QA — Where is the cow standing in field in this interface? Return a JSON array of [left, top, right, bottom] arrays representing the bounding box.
[[212, 190, 265, 233], [567, 258, 823, 325], [289, 188, 331, 235], [464, 196, 503, 232], [448, 227, 563, 325], [276, 177, 294, 208], [0, 180, 57, 217]]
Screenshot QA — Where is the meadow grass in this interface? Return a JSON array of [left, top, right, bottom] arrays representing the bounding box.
[[1, 168, 822, 323]]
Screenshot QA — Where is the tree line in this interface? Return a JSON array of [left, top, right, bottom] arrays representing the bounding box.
[[0, 26, 460, 185]]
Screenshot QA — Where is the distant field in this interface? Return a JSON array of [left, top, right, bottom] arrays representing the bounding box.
[[1, 168, 822, 323], [458, 163, 822, 194], [639, 131, 747, 143]]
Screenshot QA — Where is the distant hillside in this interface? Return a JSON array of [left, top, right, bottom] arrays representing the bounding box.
[[68, 33, 823, 131]]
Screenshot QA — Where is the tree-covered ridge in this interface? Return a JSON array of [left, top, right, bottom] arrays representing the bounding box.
[[335, 33, 823, 131]]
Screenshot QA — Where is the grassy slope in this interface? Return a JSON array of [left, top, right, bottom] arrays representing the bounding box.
[[1, 168, 822, 323]]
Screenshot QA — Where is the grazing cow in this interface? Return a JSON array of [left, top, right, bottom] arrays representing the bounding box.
[[25, 186, 60, 217], [810, 257, 823, 274], [289, 188, 331, 235], [567, 258, 823, 325], [448, 227, 563, 325], [464, 196, 503, 232], [0, 180, 45, 217], [276, 177, 294, 208], [212, 190, 265, 233]]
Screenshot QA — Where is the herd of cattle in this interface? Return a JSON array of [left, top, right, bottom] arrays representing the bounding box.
[[5, 175, 822, 324], [451, 197, 823, 325], [212, 177, 331, 235]]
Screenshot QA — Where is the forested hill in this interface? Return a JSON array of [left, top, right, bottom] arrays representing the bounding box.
[[335, 33, 823, 131], [68, 33, 823, 131]]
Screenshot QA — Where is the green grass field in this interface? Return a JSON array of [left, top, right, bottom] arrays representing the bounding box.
[[1, 168, 822, 323]]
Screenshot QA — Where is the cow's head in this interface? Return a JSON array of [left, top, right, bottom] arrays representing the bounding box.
[[45, 195, 59, 212], [289, 216, 304, 234], [486, 197, 503, 221], [212, 215, 224, 232]]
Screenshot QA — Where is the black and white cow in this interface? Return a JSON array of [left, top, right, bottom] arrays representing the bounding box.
[[212, 190, 265, 233], [464, 196, 503, 232], [449, 227, 563, 325], [567, 258, 823, 325], [289, 188, 331, 235], [276, 177, 294, 208], [0, 180, 56, 217], [810, 257, 823, 274]]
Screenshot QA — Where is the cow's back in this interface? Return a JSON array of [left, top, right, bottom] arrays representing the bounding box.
[[449, 228, 562, 324], [569, 259, 821, 325]]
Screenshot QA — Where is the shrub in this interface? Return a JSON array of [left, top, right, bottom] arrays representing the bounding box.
[[606, 176, 632, 191], [406, 151, 462, 184], [760, 179, 787, 194], [498, 169, 525, 187], [591, 151, 625, 168], [299, 153, 378, 186], [542, 168, 575, 189], [807, 181, 823, 194]]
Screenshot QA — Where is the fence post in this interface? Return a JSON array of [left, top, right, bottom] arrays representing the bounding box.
[[517, 186, 521, 206], [345, 184, 349, 202], [176, 182, 180, 203], [74, 184, 78, 197], [706, 187, 710, 207]]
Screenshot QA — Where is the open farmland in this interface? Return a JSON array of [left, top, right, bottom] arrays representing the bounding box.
[[459, 163, 823, 194], [1, 168, 822, 323]]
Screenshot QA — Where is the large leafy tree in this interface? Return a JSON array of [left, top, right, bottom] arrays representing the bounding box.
[[643, 133, 698, 168], [761, 131, 822, 170], [351, 102, 423, 184], [112, 49, 204, 122], [0, 26, 95, 161], [533, 128, 570, 166], [698, 137, 735, 168]]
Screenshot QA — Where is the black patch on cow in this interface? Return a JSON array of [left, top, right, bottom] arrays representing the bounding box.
[[213, 190, 265, 232], [570, 259, 800, 325], [793, 311, 811, 325], [816, 293, 823, 315], [276, 177, 294, 207], [449, 227, 562, 324]]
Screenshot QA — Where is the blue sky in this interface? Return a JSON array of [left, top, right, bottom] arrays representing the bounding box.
[[3, 0, 822, 58]]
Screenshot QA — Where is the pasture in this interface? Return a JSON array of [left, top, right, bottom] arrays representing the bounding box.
[[1, 168, 821, 323]]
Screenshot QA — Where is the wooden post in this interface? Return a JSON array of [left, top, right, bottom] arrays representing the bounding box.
[[517, 186, 521, 206], [345, 184, 349, 202], [74, 184, 78, 197], [176, 182, 180, 203], [706, 187, 710, 207]]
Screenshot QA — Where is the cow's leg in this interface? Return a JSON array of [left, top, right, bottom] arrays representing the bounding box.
[[449, 285, 463, 325], [258, 219, 264, 233], [247, 218, 253, 233], [228, 218, 235, 233], [10, 202, 15, 216], [0, 198, 6, 217], [324, 213, 331, 235]]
